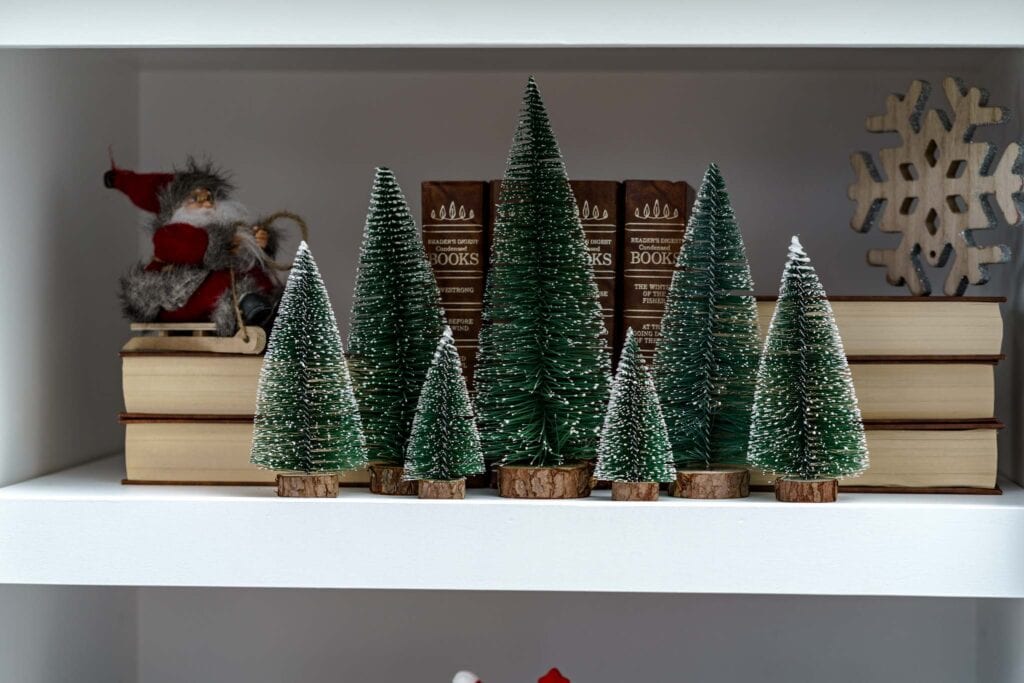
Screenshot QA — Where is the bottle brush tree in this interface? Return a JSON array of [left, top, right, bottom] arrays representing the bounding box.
[[347, 167, 446, 478], [749, 236, 869, 502], [594, 328, 675, 500], [474, 76, 611, 487], [250, 241, 367, 497], [403, 327, 485, 499], [653, 163, 760, 472]]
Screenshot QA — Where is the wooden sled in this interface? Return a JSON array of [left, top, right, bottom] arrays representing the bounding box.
[[121, 323, 267, 355]]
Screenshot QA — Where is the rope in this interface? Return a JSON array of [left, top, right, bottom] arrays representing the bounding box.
[[229, 268, 250, 343]]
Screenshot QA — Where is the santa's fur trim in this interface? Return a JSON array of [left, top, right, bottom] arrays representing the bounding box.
[[203, 222, 245, 272], [118, 265, 207, 322], [156, 157, 235, 224]]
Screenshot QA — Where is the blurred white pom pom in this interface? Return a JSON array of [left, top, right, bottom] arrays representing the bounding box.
[[452, 671, 481, 683]]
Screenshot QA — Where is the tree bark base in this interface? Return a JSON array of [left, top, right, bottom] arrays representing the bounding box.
[[775, 478, 839, 503], [497, 463, 592, 499], [276, 473, 339, 498], [368, 464, 418, 496], [611, 481, 659, 501], [417, 479, 466, 500], [673, 467, 750, 499]]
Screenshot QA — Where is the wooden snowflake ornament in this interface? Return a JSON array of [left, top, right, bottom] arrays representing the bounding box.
[[850, 76, 1024, 295]]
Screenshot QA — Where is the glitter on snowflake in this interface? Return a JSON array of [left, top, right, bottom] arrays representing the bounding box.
[[850, 76, 1024, 295]]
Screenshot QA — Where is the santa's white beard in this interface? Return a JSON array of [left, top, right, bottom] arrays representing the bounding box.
[[170, 199, 250, 228]]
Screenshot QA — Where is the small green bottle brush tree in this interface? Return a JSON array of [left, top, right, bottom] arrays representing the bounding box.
[[594, 328, 675, 501], [749, 237, 869, 503], [403, 327, 486, 499], [475, 77, 611, 499], [348, 167, 447, 495], [654, 163, 759, 499], [250, 242, 367, 498]]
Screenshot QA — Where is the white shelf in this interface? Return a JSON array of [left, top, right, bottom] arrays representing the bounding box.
[[1, 456, 1022, 597], [3, 0, 1024, 48]]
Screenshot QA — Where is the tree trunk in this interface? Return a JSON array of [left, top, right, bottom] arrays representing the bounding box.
[[418, 479, 466, 499], [611, 481, 659, 501], [368, 464, 418, 496], [775, 478, 839, 503], [673, 467, 750, 499], [497, 463, 592, 499], [276, 473, 339, 498]]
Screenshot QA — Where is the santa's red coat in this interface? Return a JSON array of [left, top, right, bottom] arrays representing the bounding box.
[[145, 222, 276, 323]]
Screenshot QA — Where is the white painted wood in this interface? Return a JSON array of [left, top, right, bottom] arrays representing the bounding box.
[[1, 457, 1022, 597], [2, 0, 1023, 47], [0, 51, 138, 487]]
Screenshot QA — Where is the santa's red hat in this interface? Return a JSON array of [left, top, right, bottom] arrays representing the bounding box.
[[104, 162, 174, 214], [538, 668, 570, 683]]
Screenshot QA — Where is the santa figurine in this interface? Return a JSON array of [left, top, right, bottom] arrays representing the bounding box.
[[105, 157, 283, 335]]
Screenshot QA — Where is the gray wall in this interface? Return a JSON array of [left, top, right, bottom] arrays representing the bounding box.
[[138, 588, 976, 683], [0, 50, 138, 487]]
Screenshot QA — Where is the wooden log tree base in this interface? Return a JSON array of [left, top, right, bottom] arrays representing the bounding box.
[[276, 473, 339, 498], [497, 463, 592, 499], [368, 465, 418, 496], [417, 479, 466, 500], [611, 481, 659, 501], [775, 478, 839, 503], [673, 467, 750, 499]]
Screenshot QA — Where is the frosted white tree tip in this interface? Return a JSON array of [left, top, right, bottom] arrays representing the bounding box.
[[452, 672, 481, 683]]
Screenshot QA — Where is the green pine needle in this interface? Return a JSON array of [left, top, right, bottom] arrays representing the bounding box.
[[595, 329, 675, 483], [250, 242, 367, 474], [403, 327, 486, 482], [654, 163, 760, 469], [748, 236, 869, 480], [347, 168, 447, 466], [474, 77, 611, 467]]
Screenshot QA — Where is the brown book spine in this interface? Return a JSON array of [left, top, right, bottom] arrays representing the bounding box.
[[621, 180, 691, 358], [490, 179, 622, 354], [421, 181, 489, 387], [570, 180, 621, 355]]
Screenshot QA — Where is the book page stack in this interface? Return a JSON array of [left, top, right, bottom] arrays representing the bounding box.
[[121, 348, 370, 486]]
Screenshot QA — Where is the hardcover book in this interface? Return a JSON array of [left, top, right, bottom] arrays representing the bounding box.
[[121, 415, 371, 485], [621, 180, 691, 357], [421, 181, 489, 386], [749, 421, 999, 490]]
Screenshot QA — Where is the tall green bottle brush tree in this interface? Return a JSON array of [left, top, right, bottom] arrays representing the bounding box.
[[347, 167, 446, 495], [250, 242, 367, 498], [749, 237, 869, 503], [654, 163, 759, 499], [476, 77, 611, 499]]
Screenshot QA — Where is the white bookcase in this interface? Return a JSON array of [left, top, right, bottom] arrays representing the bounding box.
[[1, 2, 1023, 680]]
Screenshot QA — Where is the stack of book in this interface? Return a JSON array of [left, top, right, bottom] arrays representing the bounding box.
[[423, 179, 1004, 493], [121, 349, 270, 484], [754, 296, 1004, 492], [121, 344, 370, 486]]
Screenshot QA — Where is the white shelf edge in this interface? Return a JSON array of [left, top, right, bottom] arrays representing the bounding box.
[[3, 0, 1024, 49], [0, 456, 1021, 597]]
